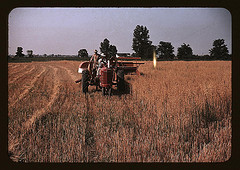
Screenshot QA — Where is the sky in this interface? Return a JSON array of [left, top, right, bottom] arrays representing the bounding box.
[[8, 8, 231, 56]]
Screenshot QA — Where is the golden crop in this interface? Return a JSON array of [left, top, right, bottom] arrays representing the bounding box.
[[8, 60, 231, 162]]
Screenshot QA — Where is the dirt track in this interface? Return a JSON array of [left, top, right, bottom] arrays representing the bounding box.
[[8, 60, 134, 162], [9, 61, 81, 126], [8, 61, 81, 153]]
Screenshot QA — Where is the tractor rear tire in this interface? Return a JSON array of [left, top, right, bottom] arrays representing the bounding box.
[[82, 70, 89, 93], [117, 70, 125, 92]]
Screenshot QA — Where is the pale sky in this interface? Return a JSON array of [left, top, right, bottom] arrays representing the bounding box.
[[8, 7, 231, 55]]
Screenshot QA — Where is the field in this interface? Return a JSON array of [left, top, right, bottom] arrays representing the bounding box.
[[8, 60, 231, 162]]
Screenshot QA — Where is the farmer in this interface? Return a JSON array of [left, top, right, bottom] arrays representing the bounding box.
[[102, 52, 117, 68], [109, 53, 117, 68], [88, 50, 100, 79], [96, 53, 107, 76]]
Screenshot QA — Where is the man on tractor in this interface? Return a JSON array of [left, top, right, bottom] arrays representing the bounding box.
[[109, 53, 117, 68], [88, 49, 100, 82], [96, 53, 106, 76]]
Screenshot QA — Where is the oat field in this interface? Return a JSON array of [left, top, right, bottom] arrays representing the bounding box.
[[8, 60, 231, 162]]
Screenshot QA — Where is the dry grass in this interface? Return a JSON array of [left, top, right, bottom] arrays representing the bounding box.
[[8, 60, 231, 162]]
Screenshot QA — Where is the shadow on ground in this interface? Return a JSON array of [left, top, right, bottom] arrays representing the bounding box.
[[87, 81, 132, 96]]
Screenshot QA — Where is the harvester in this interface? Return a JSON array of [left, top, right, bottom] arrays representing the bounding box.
[[76, 55, 144, 96]]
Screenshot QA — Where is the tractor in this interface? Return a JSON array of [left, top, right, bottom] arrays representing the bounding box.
[[76, 55, 144, 96]]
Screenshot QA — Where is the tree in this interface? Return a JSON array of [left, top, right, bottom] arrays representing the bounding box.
[[15, 47, 24, 57], [132, 25, 152, 59], [109, 45, 117, 57], [157, 41, 174, 60], [148, 45, 157, 60], [100, 38, 117, 56], [100, 38, 110, 55], [209, 39, 229, 59], [177, 43, 193, 59], [78, 49, 88, 57], [27, 50, 33, 58]]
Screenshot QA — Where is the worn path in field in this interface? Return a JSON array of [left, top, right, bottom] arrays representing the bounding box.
[[8, 64, 30, 76], [8, 65, 37, 85], [8, 61, 82, 160], [8, 64, 33, 83], [8, 63, 47, 160], [23, 62, 80, 130], [23, 65, 60, 129], [56, 64, 79, 82], [9, 65, 47, 108]]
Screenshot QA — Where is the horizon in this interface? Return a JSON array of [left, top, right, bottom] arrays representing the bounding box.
[[8, 7, 232, 56]]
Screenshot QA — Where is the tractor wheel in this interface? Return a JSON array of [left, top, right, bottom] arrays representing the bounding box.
[[82, 70, 89, 93], [102, 87, 106, 96], [117, 70, 125, 91]]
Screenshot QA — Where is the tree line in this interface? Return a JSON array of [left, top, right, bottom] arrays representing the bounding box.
[[78, 25, 230, 60], [13, 25, 231, 60], [131, 25, 230, 60]]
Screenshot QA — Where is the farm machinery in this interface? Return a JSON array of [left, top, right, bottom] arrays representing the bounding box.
[[76, 55, 144, 96]]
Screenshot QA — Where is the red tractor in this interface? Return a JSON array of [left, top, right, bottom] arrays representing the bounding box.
[[77, 56, 144, 96]]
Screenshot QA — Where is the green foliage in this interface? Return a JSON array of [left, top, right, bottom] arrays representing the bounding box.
[[109, 45, 117, 57], [100, 38, 110, 55], [27, 50, 33, 58], [132, 25, 152, 59], [100, 38, 118, 57], [157, 41, 175, 60], [209, 39, 229, 59], [78, 49, 88, 57], [177, 43, 193, 59], [8, 56, 89, 63], [15, 47, 25, 57]]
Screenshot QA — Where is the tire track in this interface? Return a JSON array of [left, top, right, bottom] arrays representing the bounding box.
[[84, 94, 97, 162], [9, 64, 60, 161], [9, 65, 47, 108], [49, 63, 80, 113], [9, 62, 82, 161], [57, 64, 79, 82], [8, 64, 19, 70], [23, 65, 60, 130], [8, 64, 30, 77], [8, 129, 21, 162], [8, 65, 37, 84]]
